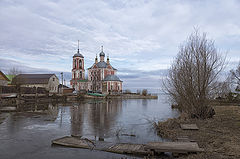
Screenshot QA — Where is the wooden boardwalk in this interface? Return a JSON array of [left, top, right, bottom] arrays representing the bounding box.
[[106, 143, 148, 155], [52, 136, 204, 156], [146, 142, 204, 154]]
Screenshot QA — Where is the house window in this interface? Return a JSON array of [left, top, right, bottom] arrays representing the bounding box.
[[53, 78, 55, 81]]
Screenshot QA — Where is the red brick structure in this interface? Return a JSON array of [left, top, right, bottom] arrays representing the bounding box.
[[70, 44, 122, 94]]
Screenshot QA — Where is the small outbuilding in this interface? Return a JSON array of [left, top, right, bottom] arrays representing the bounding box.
[[12, 74, 59, 93]]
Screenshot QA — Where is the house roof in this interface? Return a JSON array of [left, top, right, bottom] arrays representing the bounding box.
[[58, 84, 70, 89], [0, 71, 10, 81], [104, 75, 122, 82], [12, 74, 57, 85]]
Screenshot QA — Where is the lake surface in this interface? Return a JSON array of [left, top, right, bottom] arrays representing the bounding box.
[[0, 94, 178, 159]]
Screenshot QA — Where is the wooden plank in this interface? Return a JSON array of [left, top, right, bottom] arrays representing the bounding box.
[[52, 136, 204, 156], [0, 107, 16, 112], [146, 142, 204, 153], [177, 137, 196, 142], [177, 136, 196, 142], [107, 143, 148, 155], [180, 124, 199, 130], [52, 136, 94, 149]]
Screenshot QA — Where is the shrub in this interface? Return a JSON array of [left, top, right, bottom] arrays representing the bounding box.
[[142, 89, 148, 96], [164, 29, 225, 119]]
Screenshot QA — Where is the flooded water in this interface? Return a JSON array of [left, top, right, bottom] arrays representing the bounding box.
[[0, 94, 178, 159]]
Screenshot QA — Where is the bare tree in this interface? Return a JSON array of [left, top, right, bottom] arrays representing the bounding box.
[[230, 62, 240, 91], [8, 67, 22, 76], [164, 30, 225, 119], [214, 80, 231, 99]]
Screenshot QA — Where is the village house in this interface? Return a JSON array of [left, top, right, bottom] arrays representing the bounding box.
[[0, 71, 10, 86], [70, 45, 122, 94], [12, 74, 59, 93]]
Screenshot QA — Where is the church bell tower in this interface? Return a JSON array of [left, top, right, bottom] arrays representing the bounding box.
[[71, 40, 85, 89]]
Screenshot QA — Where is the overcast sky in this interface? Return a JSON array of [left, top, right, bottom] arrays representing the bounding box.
[[0, 0, 240, 91]]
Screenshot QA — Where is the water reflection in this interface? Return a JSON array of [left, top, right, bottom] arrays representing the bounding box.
[[11, 96, 178, 143], [70, 100, 122, 139], [70, 103, 84, 137], [142, 99, 148, 107], [16, 102, 59, 117], [0, 95, 179, 159]]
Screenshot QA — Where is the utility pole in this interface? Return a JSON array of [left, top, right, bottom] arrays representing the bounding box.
[[61, 72, 63, 95]]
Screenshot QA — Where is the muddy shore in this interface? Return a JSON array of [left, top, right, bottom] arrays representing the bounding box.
[[155, 106, 240, 159]]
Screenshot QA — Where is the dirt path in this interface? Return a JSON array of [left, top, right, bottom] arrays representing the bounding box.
[[155, 106, 240, 159]]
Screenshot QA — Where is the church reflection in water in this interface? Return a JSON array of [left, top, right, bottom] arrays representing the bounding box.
[[70, 100, 122, 140]]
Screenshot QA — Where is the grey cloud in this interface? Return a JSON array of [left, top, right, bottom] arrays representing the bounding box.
[[1, 0, 240, 89], [0, 58, 71, 82]]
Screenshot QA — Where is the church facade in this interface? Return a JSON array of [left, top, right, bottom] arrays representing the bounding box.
[[70, 46, 122, 94]]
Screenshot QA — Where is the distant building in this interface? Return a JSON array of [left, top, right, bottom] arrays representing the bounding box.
[[0, 71, 10, 86], [12, 74, 59, 93], [58, 84, 74, 94], [70, 45, 122, 93]]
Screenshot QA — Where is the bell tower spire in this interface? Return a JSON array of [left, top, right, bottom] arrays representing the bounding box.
[[95, 54, 98, 63], [77, 40, 80, 53], [107, 53, 110, 64]]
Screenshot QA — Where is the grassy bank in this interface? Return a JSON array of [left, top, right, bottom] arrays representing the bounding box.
[[155, 106, 240, 159]]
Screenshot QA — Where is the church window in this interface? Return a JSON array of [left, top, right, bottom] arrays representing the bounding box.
[[74, 59, 77, 69], [79, 60, 82, 69]]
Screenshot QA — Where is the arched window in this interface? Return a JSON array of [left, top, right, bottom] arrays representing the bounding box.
[[79, 60, 82, 69], [74, 59, 77, 69], [80, 71, 82, 79]]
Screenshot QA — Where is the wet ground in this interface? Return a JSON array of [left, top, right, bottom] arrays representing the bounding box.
[[0, 94, 178, 159]]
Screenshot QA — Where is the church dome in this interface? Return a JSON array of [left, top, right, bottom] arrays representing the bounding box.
[[99, 51, 105, 57], [73, 50, 84, 58], [99, 46, 105, 57]]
